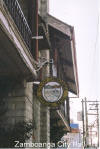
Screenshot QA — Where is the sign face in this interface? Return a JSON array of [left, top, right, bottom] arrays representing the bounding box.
[[37, 77, 68, 107]]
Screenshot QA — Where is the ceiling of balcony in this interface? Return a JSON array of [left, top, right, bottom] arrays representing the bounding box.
[[0, 26, 36, 81]]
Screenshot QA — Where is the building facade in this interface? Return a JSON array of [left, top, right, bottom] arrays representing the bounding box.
[[0, 0, 79, 148]]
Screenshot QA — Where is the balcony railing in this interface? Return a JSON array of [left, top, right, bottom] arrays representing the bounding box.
[[3, 0, 32, 52], [60, 99, 70, 124]]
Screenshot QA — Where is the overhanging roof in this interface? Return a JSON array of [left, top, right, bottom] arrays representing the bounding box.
[[47, 14, 79, 95]]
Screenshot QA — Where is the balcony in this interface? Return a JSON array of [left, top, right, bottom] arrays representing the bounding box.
[[0, 0, 37, 80], [3, 0, 32, 51]]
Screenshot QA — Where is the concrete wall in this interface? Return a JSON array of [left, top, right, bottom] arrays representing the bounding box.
[[3, 81, 33, 127], [40, 49, 50, 144], [38, 0, 49, 21], [40, 49, 50, 79], [40, 105, 50, 143], [33, 94, 41, 143]]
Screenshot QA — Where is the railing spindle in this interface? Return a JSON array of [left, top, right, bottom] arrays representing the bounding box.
[[3, 0, 32, 53]]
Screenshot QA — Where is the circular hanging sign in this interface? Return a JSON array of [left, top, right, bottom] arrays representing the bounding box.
[[37, 77, 68, 107]]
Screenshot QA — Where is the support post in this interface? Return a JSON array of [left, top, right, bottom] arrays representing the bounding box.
[[97, 104, 99, 147], [82, 99, 85, 148], [85, 97, 89, 147], [35, 0, 39, 61]]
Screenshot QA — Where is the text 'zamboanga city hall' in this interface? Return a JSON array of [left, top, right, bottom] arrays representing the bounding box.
[[0, 0, 79, 148]]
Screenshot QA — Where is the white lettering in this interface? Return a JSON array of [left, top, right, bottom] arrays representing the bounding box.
[[57, 140, 67, 148], [24, 143, 31, 148], [57, 141, 63, 148], [14, 141, 19, 147], [20, 143, 24, 148]]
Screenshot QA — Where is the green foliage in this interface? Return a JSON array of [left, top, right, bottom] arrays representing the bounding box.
[[50, 117, 67, 146], [0, 121, 34, 148], [0, 76, 38, 147], [0, 97, 34, 148]]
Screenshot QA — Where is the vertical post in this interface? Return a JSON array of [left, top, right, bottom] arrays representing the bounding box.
[[85, 97, 89, 147], [90, 126, 92, 146], [97, 104, 99, 147], [82, 99, 85, 148], [36, 0, 38, 61]]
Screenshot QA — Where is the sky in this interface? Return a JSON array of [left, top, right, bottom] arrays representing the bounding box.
[[49, 0, 100, 100]]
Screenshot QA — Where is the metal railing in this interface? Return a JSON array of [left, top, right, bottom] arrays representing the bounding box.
[[60, 99, 70, 124], [4, 0, 32, 52]]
